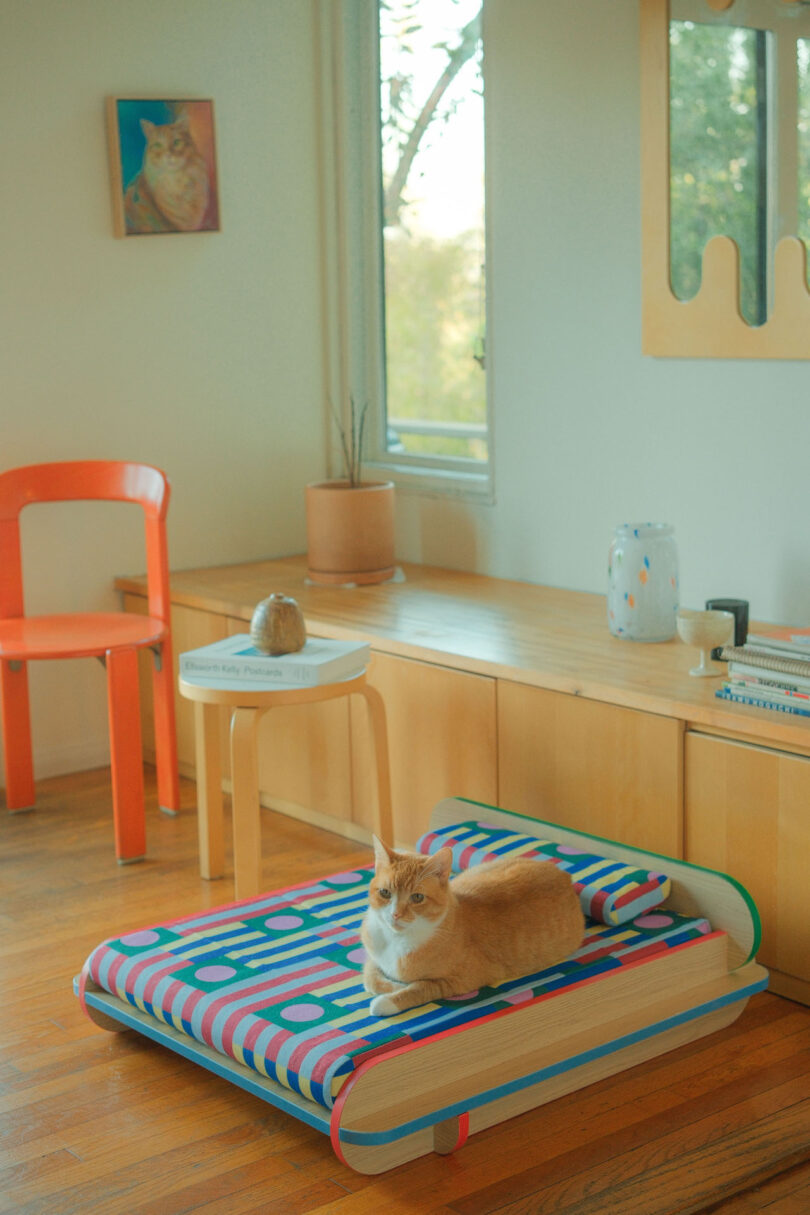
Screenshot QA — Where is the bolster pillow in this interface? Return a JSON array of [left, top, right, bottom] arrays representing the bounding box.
[[415, 820, 671, 927]]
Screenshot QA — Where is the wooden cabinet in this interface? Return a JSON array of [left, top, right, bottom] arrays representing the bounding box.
[[498, 681, 683, 857], [351, 652, 497, 846], [118, 557, 810, 1002], [685, 730, 810, 1001], [131, 594, 496, 847]]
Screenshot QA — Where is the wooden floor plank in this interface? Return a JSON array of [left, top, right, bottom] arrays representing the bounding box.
[[2, 766, 810, 1215], [701, 1159, 810, 1213]]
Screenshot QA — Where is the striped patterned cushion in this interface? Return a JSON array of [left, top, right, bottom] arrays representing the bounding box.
[[83, 865, 709, 1110], [416, 821, 671, 926]]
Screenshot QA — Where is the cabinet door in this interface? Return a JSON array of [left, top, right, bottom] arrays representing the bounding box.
[[123, 594, 229, 774], [351, 653, 497, 847], [685, 731, 810, 984], [498, 681, 683, 856], [231, 620, 354, 828]]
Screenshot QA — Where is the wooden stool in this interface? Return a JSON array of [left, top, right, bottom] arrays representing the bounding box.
[[178, 671, 393, 899]]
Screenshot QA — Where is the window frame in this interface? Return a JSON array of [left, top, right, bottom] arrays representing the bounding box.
[[316, 0, 494, 502]]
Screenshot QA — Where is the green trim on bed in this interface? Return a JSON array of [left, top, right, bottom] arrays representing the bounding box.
[[454, 796, 762, 965]]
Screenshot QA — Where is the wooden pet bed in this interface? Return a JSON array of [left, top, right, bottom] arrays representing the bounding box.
[[76, 797, 767, 1174]]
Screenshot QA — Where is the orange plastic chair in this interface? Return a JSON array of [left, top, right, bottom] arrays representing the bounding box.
[[0, 460, 180, 861]]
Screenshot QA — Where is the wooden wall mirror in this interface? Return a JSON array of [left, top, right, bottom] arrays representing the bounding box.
[[641, 0, 810, 357]]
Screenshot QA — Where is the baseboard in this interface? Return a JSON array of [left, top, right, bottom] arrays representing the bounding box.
[[141, 752, 372, 847], [256, 791, 373, 848], [767, 968, 810, 1007], [0, 739, 111, 787]]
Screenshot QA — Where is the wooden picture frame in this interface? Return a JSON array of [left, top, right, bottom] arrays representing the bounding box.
[[106, 97, 220, 237], [641, 0, 810, 359]]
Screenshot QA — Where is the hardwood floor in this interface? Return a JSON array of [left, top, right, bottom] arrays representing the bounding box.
[[1, 767, 809, 1215]]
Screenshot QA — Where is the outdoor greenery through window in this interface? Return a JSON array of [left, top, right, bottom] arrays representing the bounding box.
[[378, 0, 487, 468], [669, 19, 768, 327]]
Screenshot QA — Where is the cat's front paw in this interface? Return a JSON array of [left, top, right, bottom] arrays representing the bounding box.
[[370, 993, 399, 1017], [363, 961, 400, 996]]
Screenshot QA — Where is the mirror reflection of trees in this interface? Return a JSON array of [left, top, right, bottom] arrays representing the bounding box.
[[669, 19, 766, 326], [798, 38, 810, 256]]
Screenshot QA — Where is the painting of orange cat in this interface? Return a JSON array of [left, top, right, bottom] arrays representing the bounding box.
[[107, 98, 219, 236]]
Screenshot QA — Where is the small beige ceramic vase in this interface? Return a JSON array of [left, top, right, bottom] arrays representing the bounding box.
[[249, 593, 307, 654]]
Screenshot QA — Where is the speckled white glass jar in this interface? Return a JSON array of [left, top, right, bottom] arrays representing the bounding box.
[[607, 523, 679, 642]]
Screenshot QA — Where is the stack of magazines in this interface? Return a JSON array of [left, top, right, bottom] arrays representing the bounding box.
[[717, 624, 810, 717]]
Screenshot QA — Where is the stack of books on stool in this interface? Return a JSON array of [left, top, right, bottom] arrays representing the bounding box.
[[179, 635, 370, 690], [716, 624, 810, 718]]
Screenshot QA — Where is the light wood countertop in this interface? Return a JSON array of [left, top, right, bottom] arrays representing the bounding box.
[[116, 555, 810, 754]]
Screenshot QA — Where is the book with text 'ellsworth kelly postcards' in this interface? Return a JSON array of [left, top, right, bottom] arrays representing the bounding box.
[[179, 635, 370, 686]]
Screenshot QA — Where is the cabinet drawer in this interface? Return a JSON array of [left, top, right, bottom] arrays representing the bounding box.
[[685, 731, 810, 983], [351, 652, 497, 847], [497, 681, 683, 856]]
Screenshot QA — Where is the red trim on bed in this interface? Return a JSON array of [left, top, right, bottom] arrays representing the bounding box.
[[454, 1111, 470, 1153], [77, 961, 93, 1021], [330, 931, 727, 1121]]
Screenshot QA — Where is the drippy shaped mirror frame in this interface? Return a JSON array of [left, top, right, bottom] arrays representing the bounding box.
[[641, 0, 810, 357]]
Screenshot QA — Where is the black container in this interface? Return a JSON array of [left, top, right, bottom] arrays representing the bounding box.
[[705, 598, 749, 659]]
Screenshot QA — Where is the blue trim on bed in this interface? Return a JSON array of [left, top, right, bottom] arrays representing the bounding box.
[[75, 979, 333, 1137], [336, 969, 769, 1146], [75, 964, 767, 1149]]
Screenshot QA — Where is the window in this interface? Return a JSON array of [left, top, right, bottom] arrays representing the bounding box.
[[378, 0, 488, 471], [318, 0, 492, 498]]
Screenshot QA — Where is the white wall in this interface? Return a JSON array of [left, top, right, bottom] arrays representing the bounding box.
[[396, 0, 810, 630], [1, 0, 325, 777], [4, 0, 809, 785]]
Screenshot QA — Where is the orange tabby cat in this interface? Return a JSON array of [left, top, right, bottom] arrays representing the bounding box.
[[361, 837, 584, 1016], [124, 111, 209, 233]]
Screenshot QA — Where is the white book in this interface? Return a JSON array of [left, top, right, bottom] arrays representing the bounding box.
[[728, 661, 810, 693], [179, 634, 370, 687]]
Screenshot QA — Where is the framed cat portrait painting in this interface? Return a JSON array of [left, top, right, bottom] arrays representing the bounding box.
[[106, 97, 220, 237]]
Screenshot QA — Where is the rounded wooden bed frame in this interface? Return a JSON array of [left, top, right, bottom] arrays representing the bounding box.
[[77, 797, 768, 1175]]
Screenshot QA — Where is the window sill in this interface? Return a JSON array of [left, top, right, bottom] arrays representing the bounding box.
[[363, 459, 495, 504]]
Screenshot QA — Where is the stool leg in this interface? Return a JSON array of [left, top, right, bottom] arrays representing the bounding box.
[[230, 707, 263, 900], [0, 659, 35, 811], [195, 700, 224, 879], [106, 647, 146, 863], [359, 683, 394, 843], [152, 637, 180, 815]]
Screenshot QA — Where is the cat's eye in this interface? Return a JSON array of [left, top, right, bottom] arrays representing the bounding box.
[[377, 887, 391, 900], [410, 892, 425, 904]]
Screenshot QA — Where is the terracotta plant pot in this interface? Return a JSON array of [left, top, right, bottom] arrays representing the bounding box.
[[306, 480, 395, 586]]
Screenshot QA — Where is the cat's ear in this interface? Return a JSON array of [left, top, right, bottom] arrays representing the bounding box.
[[140, 119, 155, 138], [372, 835, 394, 870], [174, 108, 191, 129], [425, 847, 453, 883]]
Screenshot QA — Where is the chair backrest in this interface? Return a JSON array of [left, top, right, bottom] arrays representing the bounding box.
[[0, 460, 172, 623]]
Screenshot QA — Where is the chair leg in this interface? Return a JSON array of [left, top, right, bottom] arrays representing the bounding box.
[[106, 647, 146, 863], [151, 638, 180, 815], [0, 659, 35, 811]]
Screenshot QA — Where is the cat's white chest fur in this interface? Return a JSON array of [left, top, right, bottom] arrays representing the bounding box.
[[365, 906, 439, 980]]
